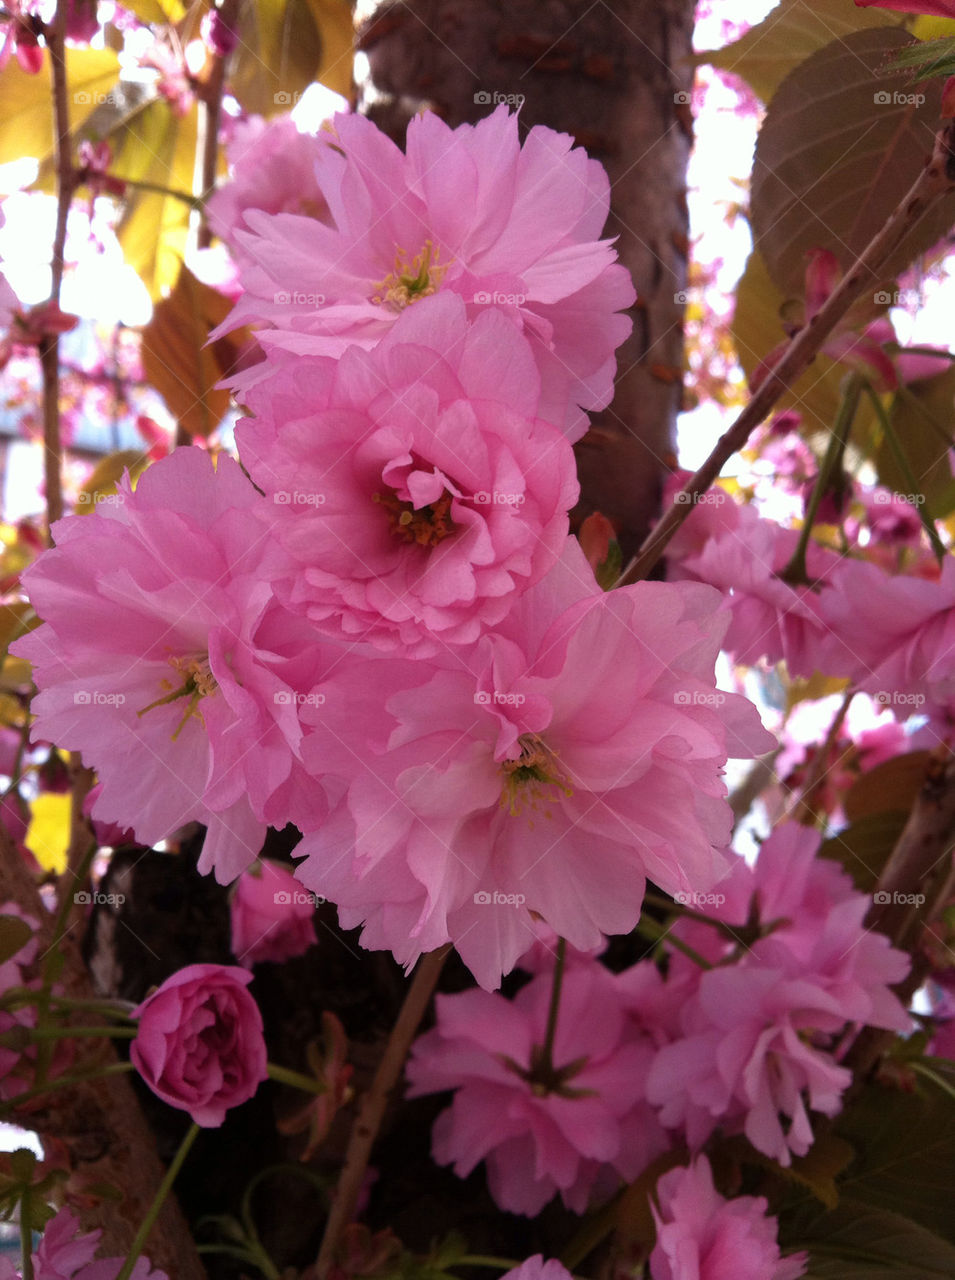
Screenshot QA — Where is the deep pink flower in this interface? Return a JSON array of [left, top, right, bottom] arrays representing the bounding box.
[[650, 1156, 807, 1280], [230, 858, 318, 967], [13, 447, 335, 883], [237, 292, 579, 654], [206, 115, 331, 254], [406, 964, 668, 1214], [31, 1207, 167, 1280], [646, 966, 855, 1165], [295, 537, 773, 988], [130, 962, 268, 1127], [856, 0, 955, 13], [221, 106, 634, 439]]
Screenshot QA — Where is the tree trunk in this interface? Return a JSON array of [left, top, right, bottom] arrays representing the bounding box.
[[358, 0, 695, 555]]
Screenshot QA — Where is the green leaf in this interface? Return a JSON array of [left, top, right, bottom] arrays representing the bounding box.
[[819, 810, 909, 893], [0, 915, 33, 968], [751, 29, 955, 299], [821, 1073, 955, 1241], [877, 368, 955, 517], [731, 250, 877, 440], [793, 1199, 955, 1277], [230, 0, 353, 115], [108, 99, 200, 300], [844, 751, 930, 823], [696, 0, 901, 103], [0, 48, 121, 166]]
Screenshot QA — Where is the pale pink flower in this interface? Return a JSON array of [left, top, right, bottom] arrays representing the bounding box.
[[131, 963, 268, 1127], [207, 115, 331, 255], [230, 858, 318, 967], [237, 292, 578, 654], [650, 1156, 807, 1280], [819, 556, 955, 717], [31, 1207, 167, 1280], [646, 966, 854, 1165], [682, 520, 854, 678], [501, 1260, 573, 1280], [406, 963, 668, 1215], [221, 106, 635, 439], [13, 447, 334, 884], [295, 537, 773, 988]]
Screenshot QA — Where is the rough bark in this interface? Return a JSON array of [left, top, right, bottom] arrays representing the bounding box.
[[357, 0, 695, 555]]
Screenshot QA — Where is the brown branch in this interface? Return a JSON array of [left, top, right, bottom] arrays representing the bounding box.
[[0, 827, 207, 1278], [39, 0, 75, 538], [843, 745, 955, 1084], [616, 121, 955, 587], [314, 944, 451, 1279]]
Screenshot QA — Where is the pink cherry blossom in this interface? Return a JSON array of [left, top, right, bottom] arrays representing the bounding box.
[[236, 292, 579, 654], [13, 447, 336, 883], [650, 1156, 807, 1280], [230, 858, 318, 967], [501, 1260, 573, 1280], [29, 1207, 167, 1280], [646, 966, 855, 1165], [406, 963, 668, 1215], [206, 115, 331, 255], [130, 962, 268, 1127], [221, 106, 635, 439], [294, 537, 773, 988]]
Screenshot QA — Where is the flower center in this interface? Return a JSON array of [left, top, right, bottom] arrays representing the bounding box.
[[373, 488, 456, 547], [500, 734, 573, 818], [371, 240, 448, 312], [137, 653, 218, 740]]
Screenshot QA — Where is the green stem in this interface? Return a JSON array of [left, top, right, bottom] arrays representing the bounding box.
[[862, 379, 948, 562], [781, 370, 862, 585], [20, 1189, 34, 1280], [0, 1061, 134, 1113], [114, 1121, 200, 1280], [36, 839, 98, 1082], [119, 177, 203, 207], [635, 917, 712, 970], [538, 937, 567, 1075], [641, 889, 733, 932], [16, 1024, 137, 1041], [266, 1062, 325, 1095], [456, 1258, 523, 1271]]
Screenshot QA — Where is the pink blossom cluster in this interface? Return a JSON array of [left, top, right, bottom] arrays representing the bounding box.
[[0, 1207, 166, 1280], [14, 107, 773, 991], [407, 823, 906, 1225]]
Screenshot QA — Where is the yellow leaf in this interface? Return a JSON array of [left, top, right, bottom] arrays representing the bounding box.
[[122, 0, 186, 21], [0, 49, 121, 166], [26, 792, 71, 875], [230, 0, 353, 115], [109, 100, 201, 300], [141, 263, 236, 437], [75, 450, 150, 514]]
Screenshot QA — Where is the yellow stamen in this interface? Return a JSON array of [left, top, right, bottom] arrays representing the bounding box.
[[137, 654, 218, 740], [501, 734, 573, 818], [371, 240, 449, 312], [373, 488, 456, 547]]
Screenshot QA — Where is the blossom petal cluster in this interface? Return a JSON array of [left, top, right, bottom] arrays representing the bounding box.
[[7, 1208, 166, 1280], [221, 106, 636, 439], [406, 961, 668, 1214], [650, 1156, 807, 1280]]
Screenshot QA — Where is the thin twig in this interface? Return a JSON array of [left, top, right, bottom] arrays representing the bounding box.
[[616, 121, 955, 587], [39, 0, 75, 538], [314, 945, 451, 1279]]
